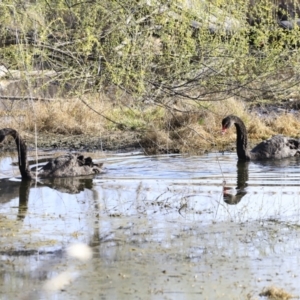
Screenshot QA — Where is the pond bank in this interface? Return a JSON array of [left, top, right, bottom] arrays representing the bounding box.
[[1, 99, 300, 155], [0, 131, 141, 153]]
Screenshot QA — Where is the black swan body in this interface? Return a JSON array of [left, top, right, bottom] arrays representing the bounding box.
[[222, 115, 300, 160], [0, 128, 103, 180]]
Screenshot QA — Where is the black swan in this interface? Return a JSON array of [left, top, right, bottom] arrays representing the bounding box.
[[221, 115, 300, 160], [0, 128, 103, 180]]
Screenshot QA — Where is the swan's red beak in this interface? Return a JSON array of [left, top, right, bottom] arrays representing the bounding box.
[[221, 127, 227, 135], [223, 186, 230, 194]]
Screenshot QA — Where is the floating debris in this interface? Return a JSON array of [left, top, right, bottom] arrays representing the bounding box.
[[259, 286, 293, 300]]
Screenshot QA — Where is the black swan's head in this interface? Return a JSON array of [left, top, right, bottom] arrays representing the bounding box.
[[222, 115, 235, 134]]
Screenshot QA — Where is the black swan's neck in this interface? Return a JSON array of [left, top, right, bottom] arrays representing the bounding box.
[[1, 128, 32, 180], [233, 119, 251, 161]]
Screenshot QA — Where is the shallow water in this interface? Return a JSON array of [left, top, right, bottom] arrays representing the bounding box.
[[0, 151, 300, 299]]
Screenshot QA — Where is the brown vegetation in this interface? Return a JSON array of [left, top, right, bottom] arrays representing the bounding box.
[[1, 96, 300, 154], [259, 286, 293, 300]]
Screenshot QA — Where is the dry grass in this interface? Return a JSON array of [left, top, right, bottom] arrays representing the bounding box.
[[268, 114, 300, 136], [140, 97, 300, 154], [259, 286, 293, 300], [0, 95, 109, 136], [1, 95, 300, 153]]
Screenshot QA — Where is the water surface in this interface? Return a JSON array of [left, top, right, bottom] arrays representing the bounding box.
[[0, 151, 300, 299]]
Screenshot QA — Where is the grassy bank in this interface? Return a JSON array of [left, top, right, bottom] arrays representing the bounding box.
[[1, 95, 300, 154]]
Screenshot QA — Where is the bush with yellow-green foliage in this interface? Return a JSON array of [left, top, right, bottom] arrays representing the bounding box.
[[1, 0, 300, 102]]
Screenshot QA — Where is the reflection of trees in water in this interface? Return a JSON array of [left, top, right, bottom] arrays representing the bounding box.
[[89, 190, 116, 250], [223, 161, 249, 205]]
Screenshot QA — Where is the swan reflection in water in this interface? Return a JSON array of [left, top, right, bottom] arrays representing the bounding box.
[[223, 161, 249, 205], [0, 176, 95, 221], [222, 157, 300, 205], [0, 176, 100, 298]]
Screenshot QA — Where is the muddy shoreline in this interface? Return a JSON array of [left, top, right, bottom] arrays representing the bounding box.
[[1, 103, 299, 154], [0, 131, 142, 153]]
